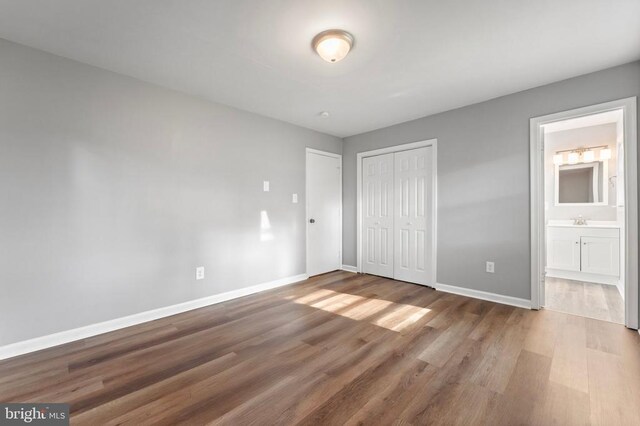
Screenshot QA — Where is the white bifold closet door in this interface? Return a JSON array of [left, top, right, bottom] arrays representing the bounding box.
[[362, 146, 434, 286], [362, 153, 394, 278], [394, 147, 433, 285]]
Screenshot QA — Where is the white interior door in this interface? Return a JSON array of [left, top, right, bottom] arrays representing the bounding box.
[[307, 150, 342, 277], [362, 153, 394, 278], [394, 147, 434, 285]]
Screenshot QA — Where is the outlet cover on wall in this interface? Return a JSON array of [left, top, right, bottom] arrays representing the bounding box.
[[292, 193, 298, 203], [263, 181, 270, 192], [486, 261, 495, 273], [196, 266, 205, 280]]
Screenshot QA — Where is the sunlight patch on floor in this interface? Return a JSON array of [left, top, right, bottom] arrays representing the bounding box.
[[290, 289, 431, 331], [374, 304, 432, 331], [284, 289, 335, 304]]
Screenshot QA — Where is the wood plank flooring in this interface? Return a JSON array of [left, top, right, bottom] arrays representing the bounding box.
[[545, 277, 625, 324], [1, 271, 639, 425]]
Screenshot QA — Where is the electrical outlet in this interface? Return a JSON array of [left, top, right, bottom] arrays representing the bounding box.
[[196, 266, 205, 280], [263, 181, 270, 192], [292, 193, 298, 203], [486, 261, 495, 273]]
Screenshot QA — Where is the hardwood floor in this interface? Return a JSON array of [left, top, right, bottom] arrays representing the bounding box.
[[1, 271, 639, 425], [545, 277, 625, 324]]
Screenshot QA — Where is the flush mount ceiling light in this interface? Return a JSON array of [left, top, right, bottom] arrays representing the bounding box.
[[312, 29, 354, 63]]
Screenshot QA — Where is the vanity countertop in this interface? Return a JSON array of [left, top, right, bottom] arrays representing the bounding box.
[[547, 220, 620, 229]]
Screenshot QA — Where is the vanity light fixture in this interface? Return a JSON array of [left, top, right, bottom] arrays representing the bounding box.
[[312, 29, 354, 63], [583, 150, 595, 163], [553, 154, 564, 165], [552, 145, 611, 166], [567, 152, 580, 164]]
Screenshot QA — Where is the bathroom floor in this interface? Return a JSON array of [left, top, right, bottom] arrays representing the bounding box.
[[544, 277, 624, 324]]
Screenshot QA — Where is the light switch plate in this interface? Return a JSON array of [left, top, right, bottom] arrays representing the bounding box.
[[263, 181, 270, 192], [292, 193, 298, 203], [486, 261, 495, 273], [196, 266, 205, 280]]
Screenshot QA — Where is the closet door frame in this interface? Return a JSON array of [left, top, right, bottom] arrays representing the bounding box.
[[356, 139, 437, 286]]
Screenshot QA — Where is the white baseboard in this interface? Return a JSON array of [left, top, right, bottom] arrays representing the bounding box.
[[546, 269, 619, 286], [341, 265, 358, 273], [0, 273, 309, 361], [435, 282, 531, 309], [616, 281, 625, 301]]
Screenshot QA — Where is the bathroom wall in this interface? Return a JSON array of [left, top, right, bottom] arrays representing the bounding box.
[[544, 123, 618, 221]]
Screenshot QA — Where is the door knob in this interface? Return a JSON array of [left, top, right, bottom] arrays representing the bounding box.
[[309, 218, 315, 224], [407, 222, 413, 225]]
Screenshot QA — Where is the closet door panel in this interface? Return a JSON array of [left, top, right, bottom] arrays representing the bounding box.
[[393, 147, 433, 285], [362, 153, 394, 278]]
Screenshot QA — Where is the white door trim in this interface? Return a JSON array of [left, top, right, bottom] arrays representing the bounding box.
[[306, 148, 343, 275], [529, 97, 638, 329], [356, 139, 437, 286]]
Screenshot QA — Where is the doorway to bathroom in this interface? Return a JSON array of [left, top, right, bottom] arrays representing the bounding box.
[[530, 98, 638, 328]]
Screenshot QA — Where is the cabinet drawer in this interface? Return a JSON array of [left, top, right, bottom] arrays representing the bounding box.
[[547, 226, 619, 239]]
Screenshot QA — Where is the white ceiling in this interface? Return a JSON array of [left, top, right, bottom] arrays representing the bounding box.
[[544, 110, 623, 134], [0, 1, 638, 137]]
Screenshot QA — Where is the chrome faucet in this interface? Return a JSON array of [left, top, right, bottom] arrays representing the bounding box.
[[573, 215, 588, 226]]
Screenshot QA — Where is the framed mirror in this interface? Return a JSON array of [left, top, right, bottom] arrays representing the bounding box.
[[554, 161, 608, 205]]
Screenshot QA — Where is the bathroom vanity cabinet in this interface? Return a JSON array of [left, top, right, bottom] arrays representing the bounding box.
[[546, 222, 620, 285]]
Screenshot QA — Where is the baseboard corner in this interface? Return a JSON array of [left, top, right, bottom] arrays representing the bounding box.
[[341, 265, 358, 273]]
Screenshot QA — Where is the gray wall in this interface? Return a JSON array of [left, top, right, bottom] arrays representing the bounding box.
[[343, 61, 640, 302], [0, 39, 341, 346]]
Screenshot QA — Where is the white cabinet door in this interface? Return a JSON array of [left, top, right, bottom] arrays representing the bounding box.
[[547, 228, 580, 271], [581, 236, 620, 276], [393, 147, 434, 285], [307, 151, 342, 277], [362, 153, 394, 278]]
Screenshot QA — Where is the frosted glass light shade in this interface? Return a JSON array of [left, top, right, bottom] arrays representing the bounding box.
[[600, 148, 611, 160], [583, 150, 595, 162], [313, 30, 354, 63], [553, 154, 564, 165], [567, 152, 579, 164]]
